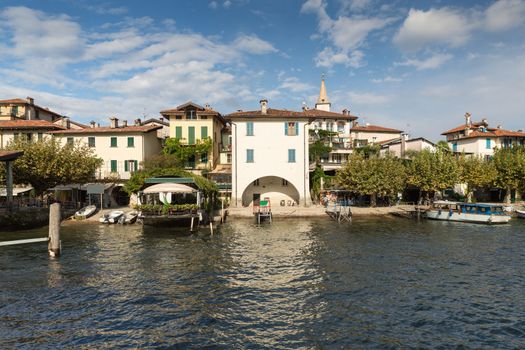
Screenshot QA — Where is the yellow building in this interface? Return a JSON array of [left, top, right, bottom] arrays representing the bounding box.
[[0, 97, 63, 122], [160, 102, 225, 171]]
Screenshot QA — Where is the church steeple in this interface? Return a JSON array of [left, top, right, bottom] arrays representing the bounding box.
[[315, 75, 331, 112]]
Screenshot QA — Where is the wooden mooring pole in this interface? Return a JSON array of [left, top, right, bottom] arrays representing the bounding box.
[[48, 203, 61, 258]]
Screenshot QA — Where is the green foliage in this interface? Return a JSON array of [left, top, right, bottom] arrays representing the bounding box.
[[436, 140, 451, 151], [311, 165, 330, 200], [406, 149, 459, 198], [2, 137, 102, 195], [354, 144, 381, 158], [141, 154, 182, 170], [336, 153, 406, 206], [457, 155, 497, 202], [163, 137, 212, 165], [309, 140, 332, 163], [492, 147, 525, 203], [136, 203, 198, 215]]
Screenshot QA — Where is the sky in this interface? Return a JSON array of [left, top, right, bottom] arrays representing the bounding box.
[[1, 0, 524, 141]]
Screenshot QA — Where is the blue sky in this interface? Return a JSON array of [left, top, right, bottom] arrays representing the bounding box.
[[1, 0, 524, 140]]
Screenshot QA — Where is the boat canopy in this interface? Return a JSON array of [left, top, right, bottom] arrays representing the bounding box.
[[143, 183, 197, 194]]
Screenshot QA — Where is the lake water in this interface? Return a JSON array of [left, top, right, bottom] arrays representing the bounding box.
[[1, 217, 524, 349]]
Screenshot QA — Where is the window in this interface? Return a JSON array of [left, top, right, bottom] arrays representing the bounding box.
[[453, 143, 457, 152], [127, 137, 134, 147], [67, 137, 74, 146], [246, 149, 254, 163], [188, 126, 195, 144], [110, 160, 117, 173], [201, 152, 208, 164], [175, 126, 182, 139], [25, 133, 33, 142], [226, 153, 232, 163], [35, 110, 40, 119], [186, 110, 196, 120], [88, 137, 95, 147], [337, 123, 345, 133], [253, 179, 260, 186], [246, 122, 254, 136], [486, 138, 491, 150], [124, 160, 138, 172], [37, 133, 43, 141], [201, 126, 208, 139], [175, 116, 182, 120], [285, 122, 299, 136], [200, 116, 208, 120], [282, 179, 288, 186], [11, 106, 18, 116], [288, 149, 296, 163], [110, 137, 117, 147]]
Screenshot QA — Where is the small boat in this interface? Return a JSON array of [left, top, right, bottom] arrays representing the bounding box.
[[425, 201, 511, 224], [118, 210, 138, 224], [99, 210, 124, 224], [516, 209, 525, 219], [75, 205, 97, 220]]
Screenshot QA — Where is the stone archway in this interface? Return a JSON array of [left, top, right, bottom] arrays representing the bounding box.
[[241, 176, 300, 207]]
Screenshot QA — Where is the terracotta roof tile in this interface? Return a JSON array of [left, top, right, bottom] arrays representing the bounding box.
[[0, 98, 27, 104], [441, 122, 490, 135], [0, 120, 64, 130], [351, 124, 403, 133], [48, 125, 162, 134], [0, 98, 63, 117], [225, 108, 355, 120]]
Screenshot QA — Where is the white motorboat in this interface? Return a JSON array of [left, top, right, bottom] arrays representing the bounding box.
[[75, 205, 97, 220], [425, 201, 511, 224], [99, 210, 124, 224], [516, 209, 525, 219], [118, 210, 138, 224]]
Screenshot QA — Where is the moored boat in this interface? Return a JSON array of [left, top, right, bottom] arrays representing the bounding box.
[[425, 200, 511, 224], [99, 210, 124, 224], [516, 209, 525, 219], [75, 205, 97, 220], [118, 210, 138, 224]]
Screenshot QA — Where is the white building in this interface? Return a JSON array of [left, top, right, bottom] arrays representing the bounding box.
[[380, 137, 436, 157], [442, 113, 525, 159], [226, 99, 352, 207], [49, 118, 162, 180], [350, 123, 403, 147]]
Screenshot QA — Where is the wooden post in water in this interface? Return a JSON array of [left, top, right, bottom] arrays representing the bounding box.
[[48, 203, 61, 257], [210, 222, 214, 235]]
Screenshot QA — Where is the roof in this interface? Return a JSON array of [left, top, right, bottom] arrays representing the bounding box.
[[143, 183, 197, 194], [141, 118, 169, 127], [0, 98, 63, 117], [446, 127, 525, 139], [0, 120, 64, 130], [351, 124, 403, 133], [48, 125, 162, 134], [54, 117, 89, 129], [226, 108, 356, 120], [441, 122, 489, 135], [0, 150, 24, 161], [381, 137, 436, 147], [160, 101, 220, 115]]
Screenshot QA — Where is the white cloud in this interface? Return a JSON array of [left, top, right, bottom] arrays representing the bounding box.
[[347, 91, 391, 105], [485, 0, 525, 31], [372, 76, 403, 83], [315, 47, 364, 68], [233, 34, 278, 54], [331, 16, 393, 52], [209, 1, 219, 9], [223, 1, 232, 9], [395, 53, 453, 70], [279, 77, 314, 93], [338, 0, 373, 13], [394, 8, 471, 52]]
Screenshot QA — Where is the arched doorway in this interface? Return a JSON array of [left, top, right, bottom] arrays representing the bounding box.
[[241, 176, 300, 207], [111, 185, 130, 206]]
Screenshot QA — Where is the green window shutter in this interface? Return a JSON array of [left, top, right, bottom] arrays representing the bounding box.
[[201, 126, 208, 139], [110, 137, 117, 147], [188, 126, 195, 145], [110, 160, 117, 172], [127, 137, 134, 147], [134, 160, 138, 171], [247, 122, 254, 136], [175, 126, 182, 139], [288, 149, 296, 162], [295, 122, 299, 136], [88, 137, 95, 147], [284, 122, 288, 135], [124, 160, 129, 172], [247, 149, 254, 163]]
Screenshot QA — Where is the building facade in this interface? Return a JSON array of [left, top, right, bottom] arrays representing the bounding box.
[[49, 118, 162, 180], [442, 113, 525, 158], [0, 120, 65, 147], [160, 102, 225, 172], [0, 97, 63, 122]]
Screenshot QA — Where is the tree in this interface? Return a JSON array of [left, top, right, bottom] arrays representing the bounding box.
[[457, 155, 496, 202], [308, 129, 333, 164], [436, 140, 451, 152], [406, 149, 459, 202], [3, 137, 102, 195], [163, 137, 212, 166], [492, 147, 525, 203], [336, 153, 406, 207]]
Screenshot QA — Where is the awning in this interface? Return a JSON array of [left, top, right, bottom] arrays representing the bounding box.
[[143, 183, 197, 194], [0, 186, 33, 196]]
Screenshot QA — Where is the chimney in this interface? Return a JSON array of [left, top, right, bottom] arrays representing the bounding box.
[[61, 117, 70, 129], [342, 109, 349, 115], [134, 118, 141, 126], [260, 99, 268, 115], [497, 125, 502, 129], [465, 112, 471, 126], [26, 97, 34, 105], [122, 120, 128, 127], [90, 120, 96, 128], [352, 120, 358, 127], [481, 118, 488, 126], [109, 117, 119, 128]]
